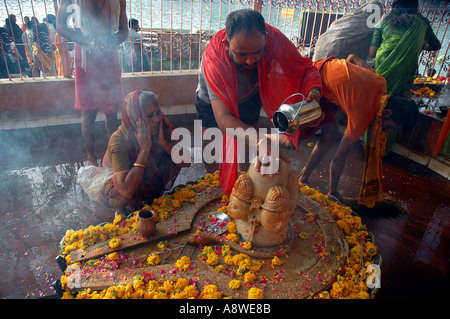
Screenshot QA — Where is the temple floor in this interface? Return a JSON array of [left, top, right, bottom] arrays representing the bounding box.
[[0, 114, 448, 299]]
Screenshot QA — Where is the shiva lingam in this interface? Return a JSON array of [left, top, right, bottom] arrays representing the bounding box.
[[228, 157, 298, 247]]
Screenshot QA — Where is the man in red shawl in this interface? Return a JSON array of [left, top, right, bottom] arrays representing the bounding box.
[[57, 0, 128, 165], [195, 9, 323, 195]]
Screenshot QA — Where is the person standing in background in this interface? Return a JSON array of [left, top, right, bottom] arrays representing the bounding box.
[[369, 0, 441, 95], [368, 0, 440, 155], [56, 0, 128, 166], [195, 9, 322, 195]]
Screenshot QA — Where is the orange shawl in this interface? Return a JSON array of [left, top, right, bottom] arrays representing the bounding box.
[[358, 94, 389, 208], [203, 23, 322, 195]]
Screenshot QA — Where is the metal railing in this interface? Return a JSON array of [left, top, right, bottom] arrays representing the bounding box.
[[1, 0, 449, 81]]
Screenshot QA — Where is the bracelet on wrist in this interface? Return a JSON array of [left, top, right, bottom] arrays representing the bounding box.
[[133, 163, 147, 169]]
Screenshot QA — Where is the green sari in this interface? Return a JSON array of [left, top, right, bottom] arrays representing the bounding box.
[[374, 15, 427, 95]]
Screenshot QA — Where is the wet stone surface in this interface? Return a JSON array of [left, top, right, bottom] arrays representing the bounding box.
[[0, 118, 448, 299]]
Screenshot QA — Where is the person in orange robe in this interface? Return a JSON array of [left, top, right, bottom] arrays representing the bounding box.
[[298, 54, 419, 207], [54, 32, 72, 77]]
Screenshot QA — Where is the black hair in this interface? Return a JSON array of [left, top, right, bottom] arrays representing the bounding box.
[[225, 9, 266, 41], [46, 14, 56, 24], [129, 18, 139, 28], [385, 0, 423, 28], [385, 95, 419, 134], [26, 20, 34, 30], [392, 0, 418, 12]]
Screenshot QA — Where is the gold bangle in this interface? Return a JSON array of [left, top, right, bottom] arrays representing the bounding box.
[[133, 163, 147, 168]]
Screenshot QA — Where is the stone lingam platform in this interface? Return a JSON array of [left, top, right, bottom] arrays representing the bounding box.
[[54, 166, 353, 299]]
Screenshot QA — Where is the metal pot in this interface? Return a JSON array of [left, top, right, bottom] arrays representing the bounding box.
[[272, 93, 322, 134]]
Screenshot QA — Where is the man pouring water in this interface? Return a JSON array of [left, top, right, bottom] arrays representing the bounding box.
[[194, 9, 322, 195]]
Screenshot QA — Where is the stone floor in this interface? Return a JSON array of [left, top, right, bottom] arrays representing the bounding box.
[[0, 114, 448, 299]]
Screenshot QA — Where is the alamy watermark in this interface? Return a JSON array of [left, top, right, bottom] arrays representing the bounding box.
[[170, 120, 280, 175], [66, 4, 82, 29], [366, 263, 382, 289], [65, 2, 384, 30], [366, 3, 383, 29]]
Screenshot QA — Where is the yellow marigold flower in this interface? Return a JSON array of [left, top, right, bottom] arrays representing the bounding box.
[[133, 278, 145, 291], [201, 284, 222, 299], [248, 287, 264, 299], [215, 264, 225, 273], [244, 272, 257, 283], [226, 233, 239, 242], [305, 213, 315, 223], [349, 244, 362, 262], [147, 253, 161, 266], [336, 219, 351, 235], [222, 245, 231, 256], [229, 280, 241, 290], [108, 238, 121, 249], [199, 246, 219, 266], [241, 241, 252, 249], [271, 256, 283, 268], [217, 206, 228, 214], [227, 221, 237, 233], [248, 259, 263, 272], [162, 280, 174, 294], [221, 194, 229, 203], [206, 252, 219, 266], [112, 214, 122, 225], [62, 291, 74, 299], [365, 242, 378, 257], [232, 253, 248, 266], [224, 254, 234, 265], [60, 275, 68, 287], [107, 252, 119, 261], [147, 280, 160, 292], [157, 240, 168, 249], [175, 278, 190, 290], [299, 232, 308, 239], [175, 256, 191, 272], [174, 285, 199, 299], [317, 291, 330, 299], [64, 254, 72, 265]]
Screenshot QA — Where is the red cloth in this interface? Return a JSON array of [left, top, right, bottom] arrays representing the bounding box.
[[203, 23, 322, 195], [74, 44, 125, 114]]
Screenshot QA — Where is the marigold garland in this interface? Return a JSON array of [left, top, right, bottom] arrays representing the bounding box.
[[60, 172, 221, 259], [58, 173, 379, 300], [299, 184, 379, 299]]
